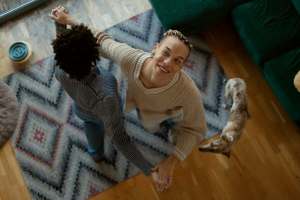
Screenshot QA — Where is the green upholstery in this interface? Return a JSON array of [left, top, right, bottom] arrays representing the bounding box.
[[232, 0, 300, 65], [291, 0, 300, 14], [263, 48, 300, 123], [148, 0, 233, 32]]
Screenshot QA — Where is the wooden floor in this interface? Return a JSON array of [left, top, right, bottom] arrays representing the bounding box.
[[1, 0, 300, 200]]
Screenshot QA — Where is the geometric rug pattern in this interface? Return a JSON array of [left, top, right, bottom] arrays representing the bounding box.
[[3, 10, 228, 200]]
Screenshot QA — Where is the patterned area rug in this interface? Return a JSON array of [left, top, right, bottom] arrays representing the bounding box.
[[4, 10, 228, 200]]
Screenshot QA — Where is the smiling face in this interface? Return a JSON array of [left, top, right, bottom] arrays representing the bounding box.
[[150, 36, 190, 82]]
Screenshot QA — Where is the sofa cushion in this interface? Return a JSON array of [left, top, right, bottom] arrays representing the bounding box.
[[149, 0, 233, 32], [291, 0, 300, 14], [263, 48, 300, 122], [232, 0, 300, 65]]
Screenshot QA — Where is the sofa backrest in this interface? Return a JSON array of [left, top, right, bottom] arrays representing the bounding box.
[[291, 0, 300, 14]]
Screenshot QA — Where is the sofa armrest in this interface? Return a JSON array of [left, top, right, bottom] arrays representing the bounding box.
[[291, 0, 300, 15]]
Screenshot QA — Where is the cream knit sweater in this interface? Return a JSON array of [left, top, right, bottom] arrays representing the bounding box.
[[98, 37, 207, 161]]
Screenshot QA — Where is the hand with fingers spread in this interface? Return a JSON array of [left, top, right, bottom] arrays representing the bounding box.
[[151, 169, 165, 191], [49, 5, 77, 26], [152, 155, 178, 192]]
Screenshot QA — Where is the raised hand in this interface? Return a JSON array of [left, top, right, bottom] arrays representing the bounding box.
[[49, 5, 77, 26]]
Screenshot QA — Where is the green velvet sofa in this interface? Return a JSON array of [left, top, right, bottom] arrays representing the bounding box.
[[149, 0, 300, 124]]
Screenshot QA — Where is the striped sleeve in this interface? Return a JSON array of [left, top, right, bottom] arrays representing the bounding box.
[[98, 36, 145, 76], [172, 87, 207, 161]]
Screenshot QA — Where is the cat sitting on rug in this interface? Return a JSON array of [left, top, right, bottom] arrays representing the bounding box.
[[199, 78, 250, 157], [0, 81, 19, 148]]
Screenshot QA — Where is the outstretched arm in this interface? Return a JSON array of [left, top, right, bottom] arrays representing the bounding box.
[[95, 32, 145, 76], [155, 87, 207, 191], [49, 6, 73, 36], [49, 5, 145, 76]]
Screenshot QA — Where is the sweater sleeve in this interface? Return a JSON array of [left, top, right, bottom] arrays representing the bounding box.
[[96, 95, 154, 175], [172, 86, 207, 161], [98, 35, 145, 76]]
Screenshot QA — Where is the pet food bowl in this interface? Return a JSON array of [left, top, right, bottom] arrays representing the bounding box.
[[9, 41, 32, 68]]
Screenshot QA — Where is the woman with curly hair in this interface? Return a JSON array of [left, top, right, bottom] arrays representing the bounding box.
[[50, 6, 156, 177]]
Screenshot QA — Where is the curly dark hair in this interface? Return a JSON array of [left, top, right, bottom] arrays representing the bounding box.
[[52, 24, 99, 80]]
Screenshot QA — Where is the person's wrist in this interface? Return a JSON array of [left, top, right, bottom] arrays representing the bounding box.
[[67, 18, 77, 26]]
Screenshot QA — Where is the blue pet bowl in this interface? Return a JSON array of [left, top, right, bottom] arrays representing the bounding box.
[[9, 42, 30, 62]]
